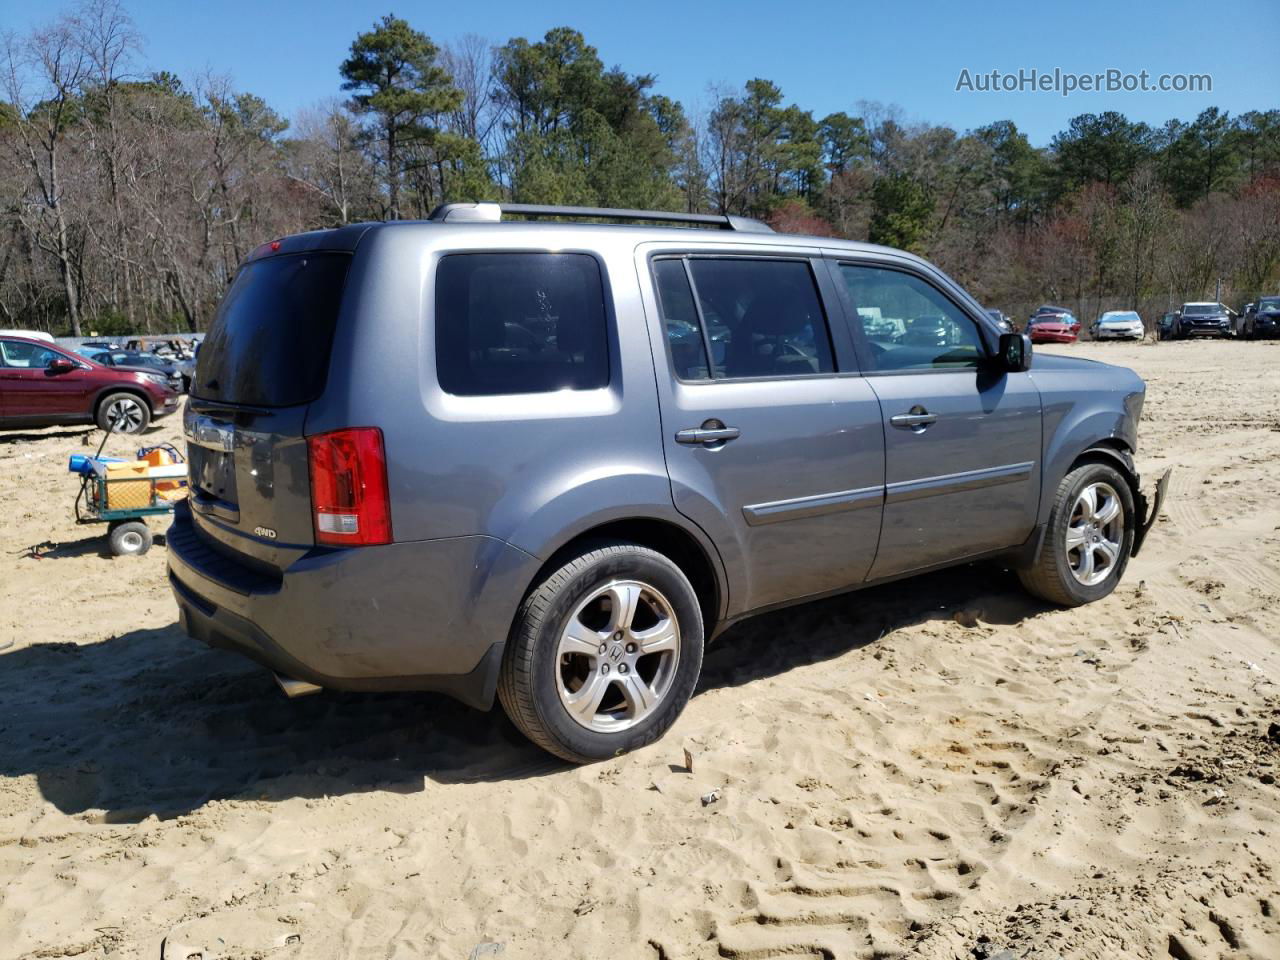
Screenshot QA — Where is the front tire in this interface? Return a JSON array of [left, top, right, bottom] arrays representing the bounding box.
[[1018, 462, 1135, 607], [498, 541, 704, 764], [96, 392, 151, 434]]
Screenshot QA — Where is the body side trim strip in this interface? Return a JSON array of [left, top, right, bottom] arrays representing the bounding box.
[[743, 484, 883, 526], [885, 460, 1035, 505]]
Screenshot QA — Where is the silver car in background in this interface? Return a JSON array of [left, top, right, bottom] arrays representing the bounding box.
[[1092, 310, 1145, 341]]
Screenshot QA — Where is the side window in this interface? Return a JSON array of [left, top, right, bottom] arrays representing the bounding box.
[[653, 259, 709, 380], [653, 257, 835, 380], [839, 264, 985, 371], [435, 253, 610, 397], [0, 340, 46, 368]]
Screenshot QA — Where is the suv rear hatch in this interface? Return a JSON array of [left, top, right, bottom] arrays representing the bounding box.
[[185, 249, 351, 575]]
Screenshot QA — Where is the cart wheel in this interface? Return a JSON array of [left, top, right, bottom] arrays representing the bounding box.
[[108, 520, 153, 557]]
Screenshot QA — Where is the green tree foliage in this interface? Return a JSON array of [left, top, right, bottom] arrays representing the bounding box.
[[339, 14, 462, 218], [868, 174, 934, 252], [491, 28, 682, 209], [1051, 111, 1153, 194]]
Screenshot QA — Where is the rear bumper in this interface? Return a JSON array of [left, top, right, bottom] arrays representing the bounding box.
[[166, 500, 538, 709]]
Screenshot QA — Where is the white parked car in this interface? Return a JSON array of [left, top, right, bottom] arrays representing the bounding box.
[[1092, 311, 1145, 341], [0, 329, 54, 343]]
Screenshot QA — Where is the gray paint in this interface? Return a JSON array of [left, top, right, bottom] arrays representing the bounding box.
[[168, 217, 1148, 709]]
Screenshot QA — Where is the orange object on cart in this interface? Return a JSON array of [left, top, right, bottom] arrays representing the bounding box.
[[140, 447, 185, 493]]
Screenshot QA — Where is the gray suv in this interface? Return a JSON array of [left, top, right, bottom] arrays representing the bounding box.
[[168, 203, 1168, 763]]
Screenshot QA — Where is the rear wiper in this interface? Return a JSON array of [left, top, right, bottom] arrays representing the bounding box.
[[188, 397, 276, 417]]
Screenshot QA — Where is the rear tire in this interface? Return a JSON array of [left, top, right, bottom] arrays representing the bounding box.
[[96, 392, 151, 434], [1018, 462, 1135, 607], [108, 520, 152, 557], [498, 541, 704, 764]]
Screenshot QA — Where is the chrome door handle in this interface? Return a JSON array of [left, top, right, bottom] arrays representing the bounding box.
[[676, 423, 740, 446], [890, 407, 938, 431]]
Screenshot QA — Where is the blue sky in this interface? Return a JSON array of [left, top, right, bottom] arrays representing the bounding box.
[[2, 0, 1274, 144]]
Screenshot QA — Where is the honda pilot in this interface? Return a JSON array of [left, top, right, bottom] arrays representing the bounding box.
[[168, 203, 1168, 764]]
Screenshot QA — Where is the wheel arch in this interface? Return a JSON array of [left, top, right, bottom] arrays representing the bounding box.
[[1015, 437, 1141, 571], [520, 516, 726, 642], [1068, 439, 1140, 503]]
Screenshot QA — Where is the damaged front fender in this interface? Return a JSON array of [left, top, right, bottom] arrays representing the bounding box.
[[1132, 468, 1172, 557]]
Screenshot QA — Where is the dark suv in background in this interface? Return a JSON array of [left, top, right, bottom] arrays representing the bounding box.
[[1178, 302, 1234, 338], [0, 335, 180, 433], [168, 203, 1167, 764], [1241, 297, 1280, 339]]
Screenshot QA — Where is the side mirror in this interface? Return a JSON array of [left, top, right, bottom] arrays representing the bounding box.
[[47, 356, 75, 373], [998, 332, 1032, 372]]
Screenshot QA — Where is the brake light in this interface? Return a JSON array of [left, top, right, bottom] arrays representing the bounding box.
[[307, 427, 392, 546]]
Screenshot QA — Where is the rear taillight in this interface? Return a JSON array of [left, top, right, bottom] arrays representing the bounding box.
[[307, 427, 392, 547]]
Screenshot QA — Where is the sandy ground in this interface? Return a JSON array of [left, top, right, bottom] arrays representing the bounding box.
[[1, 339, 1279, 960]]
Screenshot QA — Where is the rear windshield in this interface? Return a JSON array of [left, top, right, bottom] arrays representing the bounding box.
[[192, 252, 350, 407]]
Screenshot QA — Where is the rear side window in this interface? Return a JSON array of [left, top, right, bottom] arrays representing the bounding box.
[[435, 253, 609, 397], [653, 257, 834, 380], [0, 340, 65, 368], [192, 252, 350, 407]]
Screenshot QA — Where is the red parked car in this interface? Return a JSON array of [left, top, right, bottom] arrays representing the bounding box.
[[1026, 305, 1080, 344], [0, 334, 180, 434]]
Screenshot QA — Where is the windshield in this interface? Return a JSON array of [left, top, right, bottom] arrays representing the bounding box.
[[1258, 298, 1280, 310], [1102, 312, 1140, 323], [193, 252, 351, 407], [1182, 304, 1222, 316], [115, 352, 165, 368]]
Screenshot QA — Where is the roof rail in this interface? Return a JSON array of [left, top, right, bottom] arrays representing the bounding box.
[[427, 202, 774, 234]]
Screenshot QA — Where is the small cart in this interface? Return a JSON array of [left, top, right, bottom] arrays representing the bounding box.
[[71, 442, 188, 556]]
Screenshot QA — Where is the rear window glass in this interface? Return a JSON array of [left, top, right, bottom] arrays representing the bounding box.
[[192, 252, 350, 407], [435, 253, 609, 397], [653, 257, 834, 380]]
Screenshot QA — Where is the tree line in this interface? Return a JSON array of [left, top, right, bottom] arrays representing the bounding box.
[[3, 2, 1278, 336]]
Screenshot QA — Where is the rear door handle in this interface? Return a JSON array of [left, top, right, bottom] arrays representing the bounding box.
[[676, 423, 740, 446], [890, 407, 938, 431]]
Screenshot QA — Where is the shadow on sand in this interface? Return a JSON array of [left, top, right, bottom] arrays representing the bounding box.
[[0, 562, 1047, 821]]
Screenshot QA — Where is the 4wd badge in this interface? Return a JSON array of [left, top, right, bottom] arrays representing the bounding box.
[[254, 525, 278, 539]]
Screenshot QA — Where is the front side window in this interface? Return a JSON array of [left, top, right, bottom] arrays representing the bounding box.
[[839, 265, 985, 371], [652, 257, 835, 380], [435, 253, 609, 397]]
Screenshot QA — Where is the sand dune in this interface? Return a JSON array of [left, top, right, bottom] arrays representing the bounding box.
[[2, 339, 1278, 959]]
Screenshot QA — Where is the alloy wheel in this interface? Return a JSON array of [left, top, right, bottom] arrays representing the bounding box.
[[1065, 481, 1124, 586], [106, 397, 145, 432], [556, 579, 681, 733]]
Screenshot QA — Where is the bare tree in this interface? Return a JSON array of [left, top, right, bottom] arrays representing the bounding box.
[[288, 101, 370, 225], [74, 0, 141, 323], [441, 34, 498, 147], [2, 12, 90, 333]]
